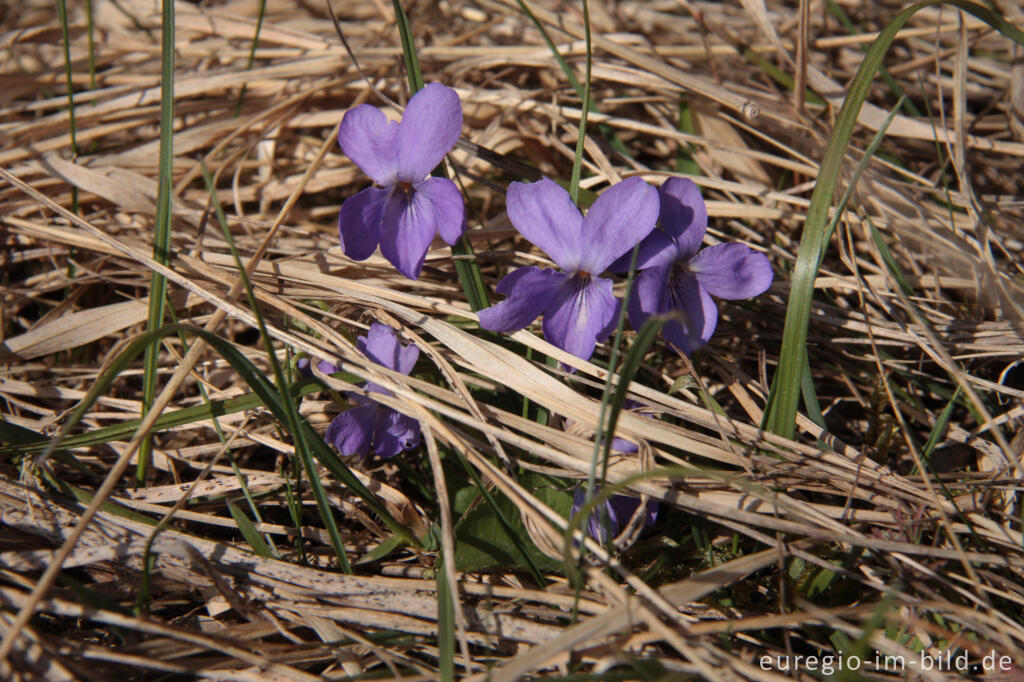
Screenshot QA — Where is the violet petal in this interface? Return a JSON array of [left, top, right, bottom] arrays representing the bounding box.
[[378, 187, 440, 280], [609, 229, 679, 273], [506, 178, 583, 271], [358, 323, 420, 374], [372, 407, 421, 458], [645, 498, 659, 526], [578, 177, 659, 274], [478, 267, 565, 333], [338, 186, 388, 261], [571, 487, 616, 542], [413, 176, 465, 245], [325, 404, 377, 458], [542, 274, 618, 361], [626, 266, 672, 331], [659, 177, 708, 259], [689, 242, 774, 300], [396, 83, 463, 182], [663, 271, 718, 354], [337, 105, 400, 186]]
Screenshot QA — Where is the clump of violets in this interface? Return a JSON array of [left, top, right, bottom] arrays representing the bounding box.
[[611, 177, 773, 354], [325, 323, 421, 459], [478, 177, 659, 362], [337, 83, 465, 279]]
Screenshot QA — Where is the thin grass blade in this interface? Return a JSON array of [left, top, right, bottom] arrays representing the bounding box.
[[138, 0, 176, 483]]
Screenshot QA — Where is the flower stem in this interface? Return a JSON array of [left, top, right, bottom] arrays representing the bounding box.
[[392, 0, 490, 311]]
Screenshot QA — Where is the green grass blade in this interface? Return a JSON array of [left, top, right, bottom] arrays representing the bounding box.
[[436, 561, 455, 682], [233, 0, 266, 116], [865, 214, 914, 298], [138, 0, 176, 484], [598, 315, 664, 481], [280, 460, 306, 563], [817, 95, 906, 271], [163, 299, 278, 558], [824, 0, 921, 118], [916, 387, 961, 476], [55, 0, 78, 214], [568, 0, 592, 204], [512, 0, 629, 157], [392, 1, 424, 93], [513, 0, 582, 93], [450, 236, 490, 312], [762, 0, 1024, 440], [581, 242, 651, 545]]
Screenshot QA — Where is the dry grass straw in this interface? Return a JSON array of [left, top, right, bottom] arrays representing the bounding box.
[[2, 0, 1024, 678]]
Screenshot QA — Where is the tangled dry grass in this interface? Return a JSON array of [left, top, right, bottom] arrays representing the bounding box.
[[2, 0, 1024, 679]]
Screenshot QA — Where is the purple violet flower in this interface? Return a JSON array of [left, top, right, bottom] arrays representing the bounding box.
[[571, 486, 658, 543], [478, 177, 659, 361], [325, 323, 421, 459], [564, 402, 658, 542], [612, 177, 773, 354], [337, 83, 465, 280]]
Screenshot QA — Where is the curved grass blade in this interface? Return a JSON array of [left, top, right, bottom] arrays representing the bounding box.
[[762, 1, 1024, 440], [824, 0, 921, 117], [512, 0, 629, 156]]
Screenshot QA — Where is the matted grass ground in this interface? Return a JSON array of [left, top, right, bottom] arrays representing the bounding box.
[[2, 0, 1024, 679]]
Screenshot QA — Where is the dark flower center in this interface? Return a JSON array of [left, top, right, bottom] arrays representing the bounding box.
[[670, 258, 691, 277], [399, 181, 413, 194]]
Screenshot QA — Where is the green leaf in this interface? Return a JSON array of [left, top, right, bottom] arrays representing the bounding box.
[[227, 500, 272, 558], [356, 535, 405, 566], [454, 472, 570, 572]]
